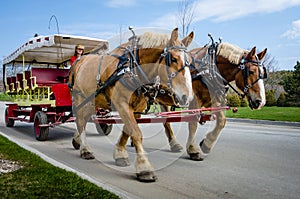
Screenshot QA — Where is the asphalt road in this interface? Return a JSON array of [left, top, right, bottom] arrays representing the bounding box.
[[0, 102, 299, 199]]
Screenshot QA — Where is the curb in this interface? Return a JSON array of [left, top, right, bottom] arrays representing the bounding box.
[[227, 118, 300, 127]]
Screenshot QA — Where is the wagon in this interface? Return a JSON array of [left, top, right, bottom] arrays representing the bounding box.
[[3, 34, 109, 140], [3, 33, 230, 141]]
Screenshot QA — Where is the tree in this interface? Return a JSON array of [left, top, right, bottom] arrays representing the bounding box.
[[178, 0, 194, 37], [280, 61, 300, 106]]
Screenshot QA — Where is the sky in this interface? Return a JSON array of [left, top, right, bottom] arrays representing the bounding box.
[[0, 0, 299, 71]]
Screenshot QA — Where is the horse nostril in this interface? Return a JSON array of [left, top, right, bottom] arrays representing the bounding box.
[[256, 100, 261, 106], [182, 95, 188, 104]]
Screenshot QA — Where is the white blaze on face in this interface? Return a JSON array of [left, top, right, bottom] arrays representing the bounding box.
[[184, 67, 193, 101], [180, 51, 193, 102], [257, 67, 266, 109]]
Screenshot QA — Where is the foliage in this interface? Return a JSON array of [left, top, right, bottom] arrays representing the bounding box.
[[226, 93, 241, 107], [265, 90, 277, 106], [0, 136, 119, 198], [240, 97, 248, 107], [279, 61, 300, 106], [226, 106, 300, 122], [0, 93, 12, 101], [277, 92, 287, 107]]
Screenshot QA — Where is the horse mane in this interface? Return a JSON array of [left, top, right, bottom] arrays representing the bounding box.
[[217, 43, 247, 65], [137, 32, 170, 48]]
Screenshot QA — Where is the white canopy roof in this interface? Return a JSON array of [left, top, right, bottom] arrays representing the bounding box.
[[3, 34, 109, 65]]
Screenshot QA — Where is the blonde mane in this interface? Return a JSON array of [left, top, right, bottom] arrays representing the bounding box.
[[137, 32, 170, 48], [217, 43, 247, 65]]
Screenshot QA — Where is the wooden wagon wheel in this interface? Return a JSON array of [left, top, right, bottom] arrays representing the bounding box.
[[5, 107, 14, 127], [34, 111, 49, 141]]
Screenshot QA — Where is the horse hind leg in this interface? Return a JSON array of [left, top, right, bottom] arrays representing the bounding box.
[[199, 111, 226, 158], [72, 104, 95, 160], [161, 105, 183, 152], [113, 131, 130, 167]]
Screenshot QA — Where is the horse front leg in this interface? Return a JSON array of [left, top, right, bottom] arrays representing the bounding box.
[[113, 129, 130, 167], [132, 129, 157, 182], [113, 112, 157, 182], [199, 111, 226, 157], [161, 105, 183, 152], [186, 121, 203, 161]]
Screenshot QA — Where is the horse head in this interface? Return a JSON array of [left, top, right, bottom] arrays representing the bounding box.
[[138, 28, 194, 107], [215, 43, 267, 110], [234, 46, 268, 109]]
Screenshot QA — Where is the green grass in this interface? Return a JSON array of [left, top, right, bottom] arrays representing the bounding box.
[[225, 106, 300, 122], [0, 135, 119, 199], [0, 93, 12, 101]]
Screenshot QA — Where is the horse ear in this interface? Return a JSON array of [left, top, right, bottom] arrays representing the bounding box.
[[170, 28, 179, 44], [182, 31, 194, 47], [257, 48, 267, 60], [247, 46, 256, 58]]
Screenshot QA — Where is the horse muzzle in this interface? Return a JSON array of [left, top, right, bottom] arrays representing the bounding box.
[[249, 99, 265, 110], [174, 93, 190, 107]]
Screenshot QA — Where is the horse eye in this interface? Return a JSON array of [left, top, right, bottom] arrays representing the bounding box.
[[171, 57, 177, 63]]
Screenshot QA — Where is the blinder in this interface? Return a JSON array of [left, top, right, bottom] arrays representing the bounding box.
[[238, 56, 268, 95]]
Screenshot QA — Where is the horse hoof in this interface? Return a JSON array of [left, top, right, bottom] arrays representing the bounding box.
[[199, 140, 210, 154], [81, 152, 95, 160], [136, 171, 157, 182], [170, 143, 183, 152], [72, 138, 80, 150], [115, 158, 130, 167], [189, 153, 204, 161]]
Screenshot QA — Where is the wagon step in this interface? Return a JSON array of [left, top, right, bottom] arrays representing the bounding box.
[[7, 117, 30, 123]]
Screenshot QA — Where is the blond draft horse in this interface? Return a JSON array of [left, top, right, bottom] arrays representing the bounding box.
[[71, 28, 194, 182], [162, 42, 267, 160]]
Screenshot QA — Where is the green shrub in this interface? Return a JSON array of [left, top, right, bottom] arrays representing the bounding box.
[[240, 97, 248, 107], [277, 92, 286, 107], [265, 90, 276, 106], [227, 93, 241, 107]]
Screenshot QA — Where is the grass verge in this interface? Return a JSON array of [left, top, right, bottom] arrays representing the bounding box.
[[225, 106, 300, 122], [0, 135, 119, 198]]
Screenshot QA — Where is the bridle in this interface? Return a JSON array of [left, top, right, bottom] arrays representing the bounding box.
[[236, 54, 267, 97], [158, 45, 191, 97]]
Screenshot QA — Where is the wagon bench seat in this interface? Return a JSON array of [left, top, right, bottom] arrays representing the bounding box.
[[31, 68, 69, 86]]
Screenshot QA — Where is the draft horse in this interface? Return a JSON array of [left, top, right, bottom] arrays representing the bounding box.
[[71, 28, 194, 182], [162, 40, 267, 160]]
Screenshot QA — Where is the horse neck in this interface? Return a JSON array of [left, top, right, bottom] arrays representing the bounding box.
[[216, 56, 240, 83], [138, 48, 163, 80]]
